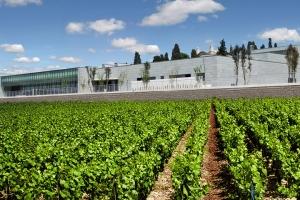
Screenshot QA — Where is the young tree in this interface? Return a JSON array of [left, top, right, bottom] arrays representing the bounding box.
[[118, 71, 127, 88], [268, 38, 273, 48], [260, 44, 265, 49], [86, 67, 97, 92], [247, 44, 252, 83], [142, 62, 151, 88], [217, 39, 227, 56], [232, 45, 240, 85], [164, 52, 169, 61], [134, 51, 142, 65], [172, 43, 181, 60], [191, 49, 198, 58], [286, 45, 299, 83], [194, 65, 205, 84], [104, 67, 111, 91], [274, 43, 278, 48], [240, 45, 247, 85]]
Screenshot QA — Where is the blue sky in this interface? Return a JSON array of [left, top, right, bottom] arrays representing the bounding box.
[[0, 0, 300, 75]]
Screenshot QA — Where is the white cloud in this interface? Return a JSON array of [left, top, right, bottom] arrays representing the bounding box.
[[88, 48, 96, 53], [46, 65, 63, 70], [127, 44, 160, 55], [50, 55, 81, 63], [259, 28, 300, 42], [0, 67, 28, 75], [197, 15, 208, 22], [14, 56, 40, 63], [66, 22, 85, 34], [88, 18, 125, 35], [112, 38, 138, 48], [141, 0, 224, 26], [0, 44, 25, 53], [0, 0, 42, 7], [65, 18, 125, 35], [58, 56, 81, 64], [0, 65, 64, 76], [111, 37, 160, 54]]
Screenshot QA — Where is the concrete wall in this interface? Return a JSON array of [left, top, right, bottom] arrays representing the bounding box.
[[212, 55, 291, 86], [1, 84, 300, 103], [92, 50, 299, 91], [78, 67, 93, 93], [94, 56, 218, 91]]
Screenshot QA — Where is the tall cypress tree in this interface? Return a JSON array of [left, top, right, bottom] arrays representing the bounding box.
[[268, 38, 273, 48], [191, 49, 198, 58], [164, 52, 169, 61], [217, 39, 227, 56], [160, 54, 164, 61], [134, 51, 142, 65], [171, 44, 181, 60]]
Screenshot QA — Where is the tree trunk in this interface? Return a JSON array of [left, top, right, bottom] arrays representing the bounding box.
[[293, 70, 296, 83], [235, 65, 239, 86], [288, 67, 291, 82], [106, 79, 109, 92], [242, 66, 246, 85]]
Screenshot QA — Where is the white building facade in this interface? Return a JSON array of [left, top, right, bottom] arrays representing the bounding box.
[[0, 46, 299, 97]]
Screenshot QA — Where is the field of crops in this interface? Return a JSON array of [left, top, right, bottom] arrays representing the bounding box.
[[216, 98, 300, 199], [0, 99, 299, 200], [0, 101, 210, 199]]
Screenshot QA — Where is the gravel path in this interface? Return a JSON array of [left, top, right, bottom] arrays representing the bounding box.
[[146, 124, 194, 200]]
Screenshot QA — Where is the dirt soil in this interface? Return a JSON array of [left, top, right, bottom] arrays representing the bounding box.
[[146, 124, 194, 200], [201, 106, 229, 200]]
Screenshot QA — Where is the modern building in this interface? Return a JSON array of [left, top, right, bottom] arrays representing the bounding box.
[[0, 68, 78, 97], [0, 45, 299, 97]]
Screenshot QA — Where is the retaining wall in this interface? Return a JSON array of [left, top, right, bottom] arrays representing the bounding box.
[[1, 84, 300, 103]]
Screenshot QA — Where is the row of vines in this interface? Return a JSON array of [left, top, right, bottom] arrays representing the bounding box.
[[216, 98, 300, 199], [0, 101, 210, 200], [0, 99, 299, 199]]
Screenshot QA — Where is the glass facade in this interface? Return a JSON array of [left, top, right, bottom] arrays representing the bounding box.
[[1, 68, 78, 96]]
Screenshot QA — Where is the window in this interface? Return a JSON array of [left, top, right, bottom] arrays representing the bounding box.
[[169, 74, 191, 79], [137, 77, 156, 81], [160, 76, 164, 79]]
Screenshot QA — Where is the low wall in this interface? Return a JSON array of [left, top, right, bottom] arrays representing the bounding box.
[[1, 84, 300, 103]]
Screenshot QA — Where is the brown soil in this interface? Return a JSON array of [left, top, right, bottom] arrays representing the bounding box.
[[146, 124, 194, 200], [201, 106, 229, 200]]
